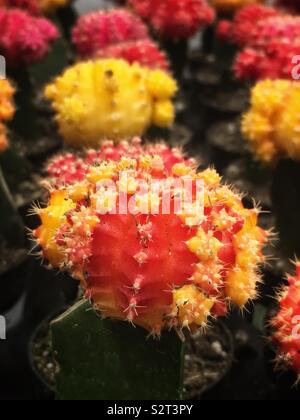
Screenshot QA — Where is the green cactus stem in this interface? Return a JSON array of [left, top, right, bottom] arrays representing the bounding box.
[[51, 299, 185, 400]]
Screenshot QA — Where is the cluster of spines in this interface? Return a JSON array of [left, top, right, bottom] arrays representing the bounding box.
[[0, 9, 58, 67], [128, 0, 215, 40], [271, 264, 300, 381], [33, 139, 267, 336]]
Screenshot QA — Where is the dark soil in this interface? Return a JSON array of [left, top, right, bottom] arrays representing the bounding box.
[[184, 322, 233, 399], [31, 322, 59, 391]]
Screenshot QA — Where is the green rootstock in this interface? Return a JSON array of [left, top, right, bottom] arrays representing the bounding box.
[[51, 300, 185, 400]]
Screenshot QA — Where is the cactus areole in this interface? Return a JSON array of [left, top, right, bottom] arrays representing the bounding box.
[[34, 139, 267, 337]]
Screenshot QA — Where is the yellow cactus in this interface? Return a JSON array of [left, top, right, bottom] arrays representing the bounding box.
[[0, 79, 15, 152], [211, 0, 263, 14], [39, 0, 69, 13], [242, 80, 300, 163], [45, 59, 178, 148]]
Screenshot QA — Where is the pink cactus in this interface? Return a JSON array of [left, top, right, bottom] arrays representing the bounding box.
[[72, 9, 149, 59], [0, 9, 58, 67]]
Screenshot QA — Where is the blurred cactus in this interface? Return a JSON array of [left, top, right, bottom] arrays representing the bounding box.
[[72, 9, 149, 59], [242, 80, 300, 163], [128, 0, 215, 40], [0, 79, 15, 152], [45, 60, 177, 147], [271, 263, 300, 381]]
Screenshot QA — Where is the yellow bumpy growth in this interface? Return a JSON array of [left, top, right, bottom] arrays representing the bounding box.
[[45, 59, 178, 148], [242, 80, 300, 163]]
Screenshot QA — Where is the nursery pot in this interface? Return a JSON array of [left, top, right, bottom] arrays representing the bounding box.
[[29, 300, 233, 401]]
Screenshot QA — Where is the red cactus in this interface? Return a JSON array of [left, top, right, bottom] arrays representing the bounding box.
[[0, 0, 40, 14], [271, 264, 300, 378], [72, 9, 149, 60], [216, 19, 233, 43], [95, 40, 170, 71], [217, 4, 300, 82], [234, 42, 300, 81], [35, 138, 267, 335], [47, 139, 193, 187], [128, 0, 215, 40], [216, 4, 279, 46], [0, 9, 58, 67]]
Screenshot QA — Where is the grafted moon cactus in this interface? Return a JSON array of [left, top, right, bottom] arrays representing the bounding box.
[[242, 80, 300, 163], [72, 9, 149, 60], [34, 139, 267, 336], [0, 9, 58, 67], [217, 4, 300, 82], [0, 79, 15, 152], [44, 59, 178, 148], [271, 264, 300, 379], [234, 43, 300, 82], [128, 0, 215, 40]]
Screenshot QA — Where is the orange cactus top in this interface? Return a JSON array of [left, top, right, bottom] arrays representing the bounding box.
[[0, 79, 15, 152]]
